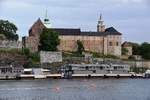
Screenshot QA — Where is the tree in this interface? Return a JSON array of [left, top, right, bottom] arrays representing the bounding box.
[[39, 29, 60, 51], [77, 40, 84, 54], [139, 42, 150, 59], [22, 48, 30, 56], [131, 43, 140, 55], [0, 20, 18, 40], [130, 42, 150, 60], [122, 47, 129, 55]]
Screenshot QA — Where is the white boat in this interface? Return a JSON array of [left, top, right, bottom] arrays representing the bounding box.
[[144, 70, 150, 78]]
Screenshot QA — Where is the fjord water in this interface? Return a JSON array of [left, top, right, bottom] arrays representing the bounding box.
[[0, 79, 150, 100]]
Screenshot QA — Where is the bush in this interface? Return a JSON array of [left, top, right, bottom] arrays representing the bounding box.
[[130, 67, 148, 73], [122, 48, 128, 55], [85, 51, 119, 59], [29, 52, 40, 62], [22, 48, 30, 56], [77, 40, 84, 54], [62, 51, 84, 57]]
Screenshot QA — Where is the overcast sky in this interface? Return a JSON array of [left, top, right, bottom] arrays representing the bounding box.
[[0, 0, 150, 43]]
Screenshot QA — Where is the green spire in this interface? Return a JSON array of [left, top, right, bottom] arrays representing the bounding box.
[[44, 9, 50, 25]]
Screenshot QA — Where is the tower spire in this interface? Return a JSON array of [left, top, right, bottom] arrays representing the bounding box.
[[45, 9, 48, 20], [44, 9, 50, 25], [97, 13, 105, 32], [100, 13, 102, 20], [44, 9, 51, 28]]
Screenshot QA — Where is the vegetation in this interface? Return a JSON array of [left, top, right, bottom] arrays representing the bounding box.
[[63, 51, 84, 57], [62, 51, 118, 59], [39, 29, 60, 51], [23, 59, 33, 68], [0, 20, 18, 40], [77, 40, 85, 54], [130, 67, 148, 73], [22, 48, 40, 63], [139, 42, 150, 60], [132, 43, 140, 55], [0, 48, 22, 55], [85, 51, 119, 59], [122, 47, 128, 55], [22, 48, 30, 56], [22, 48, 40, 68], [131, 42, 150, 60]]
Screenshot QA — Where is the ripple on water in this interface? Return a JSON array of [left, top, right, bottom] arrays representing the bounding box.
[[0, 79, 150, 100]]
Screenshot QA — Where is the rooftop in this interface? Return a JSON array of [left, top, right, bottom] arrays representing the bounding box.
[[50, 27, 122, 36]]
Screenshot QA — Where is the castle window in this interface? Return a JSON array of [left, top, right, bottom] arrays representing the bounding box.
[[116, 42, 119, 46], [109, 42, 112, 46]]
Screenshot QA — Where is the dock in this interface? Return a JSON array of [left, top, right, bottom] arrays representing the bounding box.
[[0, 74, 145, 80], [20, 74, 62, 79], [71, 74, 143, 78]]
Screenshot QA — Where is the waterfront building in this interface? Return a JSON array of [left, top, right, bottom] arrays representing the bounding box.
[[22, 14, 122, 56]]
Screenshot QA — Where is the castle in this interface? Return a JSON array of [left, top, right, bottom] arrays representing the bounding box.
[[22, 15, 122, 56]]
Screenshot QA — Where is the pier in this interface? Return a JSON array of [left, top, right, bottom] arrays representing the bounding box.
[[0, 73, 144, 80]]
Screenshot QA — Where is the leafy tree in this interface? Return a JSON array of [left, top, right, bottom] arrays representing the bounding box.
[[29, 52, 40, 62], [122, 47, 128, 55], [39, 29, 60, 51], [0, 20, 18, 40], [77, 40, 84, 54], [22, 48, 30, 56], [139, 42, 150, 59], [131, 43, 140, 55], [130, 42, 150, 60]]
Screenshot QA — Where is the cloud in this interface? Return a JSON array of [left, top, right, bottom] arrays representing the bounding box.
[[0, 0, 150, 42], [0, 0, 4, 8]]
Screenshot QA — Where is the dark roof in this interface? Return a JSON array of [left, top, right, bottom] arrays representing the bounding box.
[[105, 27, 122, 35], [81, 32, 106, 36], [105, 27, 118, 32], [51, 28, 81, 35], [50, 27, 122, 36]]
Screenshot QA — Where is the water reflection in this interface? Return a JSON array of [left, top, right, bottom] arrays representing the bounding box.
[[0, 79, 150, 100]]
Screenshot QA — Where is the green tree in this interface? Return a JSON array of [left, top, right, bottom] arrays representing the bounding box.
[[0, 20, 18, 40], [77, 40, 84, 54], [39, 29, 60, 51], [22, 48, 30, 56], [139, 42, 150, 59], [122, 47, 128, 55], [131, 43, 140, 55]]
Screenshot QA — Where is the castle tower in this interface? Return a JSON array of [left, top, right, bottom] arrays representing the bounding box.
[[97, 14, 105, 32]]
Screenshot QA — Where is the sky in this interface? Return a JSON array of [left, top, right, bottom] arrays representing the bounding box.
[[0, 0, 150, 43]]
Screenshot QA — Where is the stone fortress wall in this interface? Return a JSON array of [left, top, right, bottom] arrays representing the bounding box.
[[0, 40, 22, 49]]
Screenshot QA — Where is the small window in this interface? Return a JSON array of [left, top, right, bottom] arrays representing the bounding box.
[[93, 70, 96, 73], [109, 42, 112, 46], [86, 66, 89, 70], [100, 67, 103, 70], [116, 42, 119, 46], [114, 67, 117, 70]]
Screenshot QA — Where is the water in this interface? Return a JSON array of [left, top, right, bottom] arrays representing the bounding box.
[[0, 79, 150, 100]]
